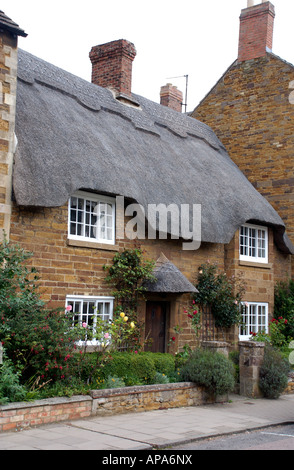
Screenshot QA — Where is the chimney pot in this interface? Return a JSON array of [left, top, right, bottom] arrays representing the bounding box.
[[238, 1, 275, 62], [160, 83, 183, 113], [89, 39, 136, 97]]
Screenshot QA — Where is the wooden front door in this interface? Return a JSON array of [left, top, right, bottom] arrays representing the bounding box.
[[145, 301, 169, 353]]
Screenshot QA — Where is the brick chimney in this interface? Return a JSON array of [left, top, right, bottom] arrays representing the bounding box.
[[160, 84, 183, 113], [238, 1, 275, 62], [89, 39, 136, 98]]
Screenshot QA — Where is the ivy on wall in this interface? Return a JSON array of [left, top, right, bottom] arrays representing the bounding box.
[[193, 262, 246, 329], [103, 248, 155, 315]]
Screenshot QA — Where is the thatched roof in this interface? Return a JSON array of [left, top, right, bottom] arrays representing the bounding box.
[[145, 253, 198, 293], [13, 49, 293, 253]]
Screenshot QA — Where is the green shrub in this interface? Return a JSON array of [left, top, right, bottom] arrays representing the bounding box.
[[104, 375, 126, 389], [259, 345, 290, 399], [179, 348, 235, 396], [194, 262, 245, 328], [0, 240, 80, 385], [153, 372, 169, 384], [99, 352, 156, 385], [144, 352, 175, 376], [129, 353, 156, 384], [274, 280, 294, 341], [229, 350, 240, 384], [0, 357, 27, 404]]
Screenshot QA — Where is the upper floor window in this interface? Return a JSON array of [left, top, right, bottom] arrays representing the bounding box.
[[68, 191, 115, 245], [239, 224, 268, 264]]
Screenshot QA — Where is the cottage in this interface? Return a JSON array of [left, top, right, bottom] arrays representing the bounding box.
[[1, 9, 292, 353]]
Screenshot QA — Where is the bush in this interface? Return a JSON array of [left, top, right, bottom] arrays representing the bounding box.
[[274, 280, 294, 341], [99, 352, 156, 385], [229, 350, 240, 384], [0, 240, 80, 385], [0, 356, 27, 404], [259, 345, 290, 399], [144, 352, 175, 376], [94, 352, 178, 387], [153, 372, 169, 384], [179, 348, 235, 396], [194, 262, 245, 328], [104, 375, 126, 389]]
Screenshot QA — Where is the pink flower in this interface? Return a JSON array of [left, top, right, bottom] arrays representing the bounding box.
[[104, 333, 110, 339], [66, 305, 72, 311], [82, 322, 87, 328]]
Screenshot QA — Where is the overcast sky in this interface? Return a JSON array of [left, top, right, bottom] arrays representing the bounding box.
[[2, 0, 294, 111]]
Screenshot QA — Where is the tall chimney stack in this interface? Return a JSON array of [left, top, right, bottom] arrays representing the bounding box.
[[89, 39, 136, 97], [160, 84, 183, 113], [238, 1, 275, 62]]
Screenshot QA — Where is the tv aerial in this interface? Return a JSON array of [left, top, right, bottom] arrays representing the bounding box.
[[166, 74, 188, 113]]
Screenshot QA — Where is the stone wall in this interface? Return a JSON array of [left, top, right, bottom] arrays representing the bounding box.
[[90, 382, 212, 416], [0, 30, 18, 241], [0, 382, 210, 433]]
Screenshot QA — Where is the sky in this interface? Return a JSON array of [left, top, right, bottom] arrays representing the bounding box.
[[2, 0, 294, 112]]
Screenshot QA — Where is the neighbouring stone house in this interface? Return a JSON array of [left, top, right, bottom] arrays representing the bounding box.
[[192, 0, 294, 279], [1, 9, 293, 355]]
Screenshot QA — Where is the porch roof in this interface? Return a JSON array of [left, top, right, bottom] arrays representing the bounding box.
[[145, 253, 198, 294]]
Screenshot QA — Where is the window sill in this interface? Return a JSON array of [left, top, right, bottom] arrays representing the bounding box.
[[239, 260, 272, 269], [67, 238, 120, 252]]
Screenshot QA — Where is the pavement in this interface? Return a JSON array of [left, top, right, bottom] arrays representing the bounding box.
[[0, 393, 294, 450]]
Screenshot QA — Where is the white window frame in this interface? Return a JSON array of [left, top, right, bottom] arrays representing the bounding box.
[[239, 223, 268, 264], [68, 191, 116, 245], [239, 301, 268, 341], [65, 295, 114, 345]]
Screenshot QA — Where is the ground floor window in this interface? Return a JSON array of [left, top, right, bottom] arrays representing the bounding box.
[[239, 302, 268, 340], [65, 295, 114, 345]]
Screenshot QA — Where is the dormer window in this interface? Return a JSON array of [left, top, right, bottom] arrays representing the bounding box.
[[68, 191, 115, 245], [239, 224, 268, 264]]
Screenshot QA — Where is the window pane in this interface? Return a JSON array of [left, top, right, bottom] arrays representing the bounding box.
[[71, 301, 81, 326]]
